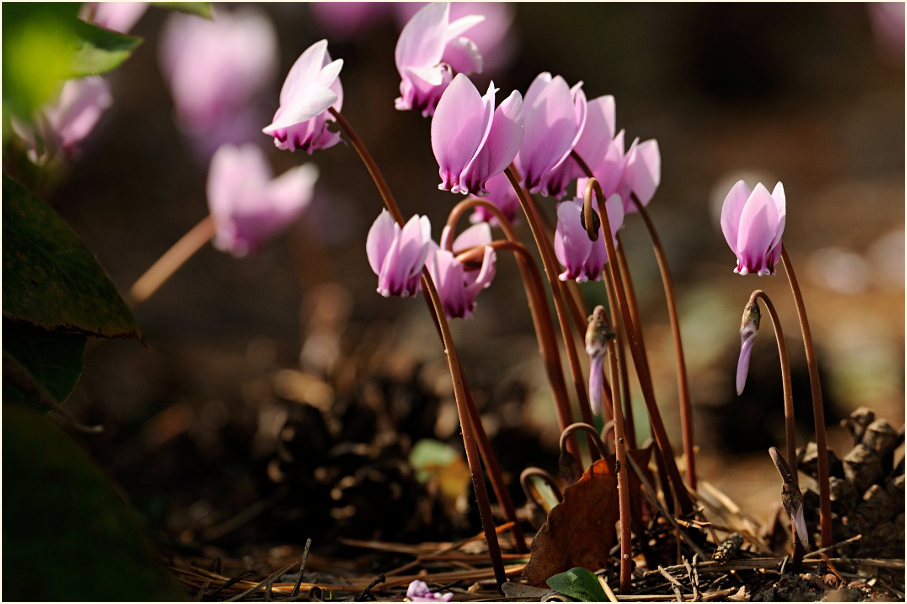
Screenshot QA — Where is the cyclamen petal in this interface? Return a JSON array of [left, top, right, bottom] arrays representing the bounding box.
[[621, 138, 661, 209]]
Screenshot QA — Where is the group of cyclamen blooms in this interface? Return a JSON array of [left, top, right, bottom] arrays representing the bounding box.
[[260, 3, 665, 319]]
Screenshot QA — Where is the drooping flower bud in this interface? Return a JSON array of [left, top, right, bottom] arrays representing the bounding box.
[[736, 300, 761, 395], [585, 305, 616, 415]]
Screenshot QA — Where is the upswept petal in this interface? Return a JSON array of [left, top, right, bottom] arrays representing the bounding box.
[[554, 199, 593, 281], [264, 85, 339, 133], [720, 180, 752, 256], [573, 95, 616, 169], [622, 138, 660, 209], [395, 2, 449, 72], [461, 89, 523, 194], [450, 222, 493, 252], [279, 40, 330, 105], [445, 13, 484, 40], [366, 210, 398, 275], [431, 75, 491, 192]]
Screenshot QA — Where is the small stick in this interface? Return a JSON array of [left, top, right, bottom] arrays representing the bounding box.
[[225, 561, 297, 602], [290, 538, 313, 598], [598, 574, 619, 603], [683, 556, 699, 602], [803, 534, 862, 559], [658, 566, 684, 601], [356, 575, 385, 601]]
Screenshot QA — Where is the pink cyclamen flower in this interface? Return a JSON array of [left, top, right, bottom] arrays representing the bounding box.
[[468, 171, 520, 226], [367, 210, 432, 298], [427, 223, 497, 319], [80, 2, 147, 32], [207, 143, 318, 257], [263, 39, 343, 154], [554, 194, 625, 283], [160, 7, 278, 152], [431, 73, 523, 196], [720, 180, 786, 276], [395, 2, 484, 117], [514, 72, 587, 197], [406, 579, 453, 602], [736, 300, 760, 395], [11, 76, 113, 165], [578, 130, 661, 214]]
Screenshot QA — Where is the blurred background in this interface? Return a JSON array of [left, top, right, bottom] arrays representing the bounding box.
[[11, 2, 903, 554]]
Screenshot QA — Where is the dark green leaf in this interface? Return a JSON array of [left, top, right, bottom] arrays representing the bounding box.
[[547, 567, 609, 602], [2, 175, 141, 339], [3, 318, 86, 412], [2, 405, 188, 600], [154, 2, 213, 19], [70, 19, 143, 77]]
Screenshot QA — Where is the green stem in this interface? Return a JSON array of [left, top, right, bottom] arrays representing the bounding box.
[[780, 245, 832, 548]]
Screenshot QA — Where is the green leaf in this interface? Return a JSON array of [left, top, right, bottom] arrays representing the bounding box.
[[70, 19, 143, 77], [154, 2, 213, 19], [2, 3, 79, 120], [3, 318, 86, 412], [409, 438, 471, 503], [2, 175, 141, 339], [2, 406, 188, 600], [547, 567, 609, 602]]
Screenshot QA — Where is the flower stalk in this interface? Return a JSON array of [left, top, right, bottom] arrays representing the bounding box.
[[780, 245, 832, 548]]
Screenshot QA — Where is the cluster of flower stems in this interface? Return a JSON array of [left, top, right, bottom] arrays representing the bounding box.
[[128, 108, 835, 597]]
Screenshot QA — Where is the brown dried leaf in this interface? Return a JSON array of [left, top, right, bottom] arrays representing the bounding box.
[[522, 458, 619, 587]]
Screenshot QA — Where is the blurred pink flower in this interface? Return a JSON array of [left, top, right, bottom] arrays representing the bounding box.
[[159, 7, 277, 155], [427, 223, 497, 319], [263, 39, 344, 154], [406, 579, 453, 602], [80, 2, 147, 32], [309, 2, 394, 39], [468, 171, 520, 226], [720, 180, 786, 276], [11, 76, 113, 165], [554, 193, 624, 283], [367, 210, 432, 298], [395, 3, 517, 73], [394, 2, 485, 116], [431, 73, 523, 196], [867, 2, 905, 64], [514, 73, 587, 197], [206, 143, 318, 256]]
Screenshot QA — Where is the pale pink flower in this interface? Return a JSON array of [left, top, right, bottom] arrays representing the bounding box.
[[514, 72, 587, 197], [427, 223, 497, 319], [206, 144, 318, 256], [160, 7, 277, 154], [12, 76, 113, 165], [554, 194, 624, 283], [263, 39, 343, 154], [578, 130, 661, 213], [310, 2, 394, 40], [366, 211, 432, 298], [431, 73, 523, 196], [394, 2, 484, 116], [544, 94, 616, 199], [406, 579, 453, 602], [720, 180, 786, 276]]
